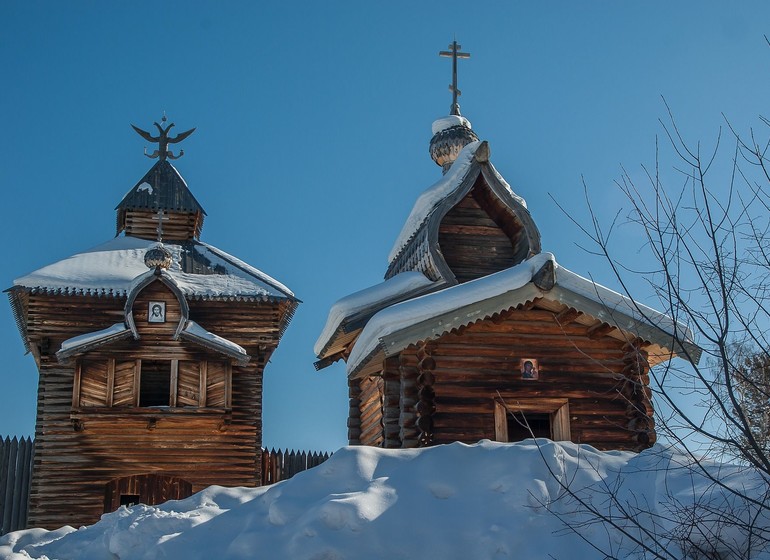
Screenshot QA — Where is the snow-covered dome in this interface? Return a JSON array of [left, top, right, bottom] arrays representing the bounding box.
[[429, 114, 479, 172]]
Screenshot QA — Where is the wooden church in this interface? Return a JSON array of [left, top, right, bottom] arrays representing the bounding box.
[[7, 119, 298, 529], [314, 42, 700, 451]]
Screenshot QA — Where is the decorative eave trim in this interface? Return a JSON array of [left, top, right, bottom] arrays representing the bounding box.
[[56, 325, 133, 364], [124, 269, 190, 340], [347, 278, 701, 380], [314, 279, 444, 368], [386, 141, 542, 283], [179, 321, 250, 366], [5, 287, 32, 354]]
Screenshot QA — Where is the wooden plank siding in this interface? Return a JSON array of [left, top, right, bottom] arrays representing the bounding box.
[[23, 291, 285, 529], [355, 305, 654, 452], [438, 187, 520, 283]]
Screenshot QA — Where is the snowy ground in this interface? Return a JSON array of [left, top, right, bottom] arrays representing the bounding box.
[[2, 440, 769, 560]]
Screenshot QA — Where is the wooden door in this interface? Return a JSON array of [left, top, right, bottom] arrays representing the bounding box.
[[104, 474, 193, 512]]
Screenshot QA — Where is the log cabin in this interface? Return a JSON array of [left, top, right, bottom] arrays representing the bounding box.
[[6, 120, 298, 529], [315, 46, 700, 452]]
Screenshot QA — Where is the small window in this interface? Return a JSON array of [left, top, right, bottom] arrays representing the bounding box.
[[140, 361, 171, 407], [120, 494, 141, 507]]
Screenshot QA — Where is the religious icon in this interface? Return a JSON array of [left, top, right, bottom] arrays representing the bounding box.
[[520, 358, 539, 380], [148, 301, 166, 323]]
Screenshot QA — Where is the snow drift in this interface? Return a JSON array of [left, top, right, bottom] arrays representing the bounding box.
[[2, 440, 768, 560]]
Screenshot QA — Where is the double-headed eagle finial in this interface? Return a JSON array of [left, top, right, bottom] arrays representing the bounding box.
[[131, 115, 196, 161]]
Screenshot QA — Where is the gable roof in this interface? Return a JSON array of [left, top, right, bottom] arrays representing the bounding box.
[[345, 252, 701, 378], [314, 271, 439, 369], [116, 160, 206, 215], [385, 141, 541, 283]]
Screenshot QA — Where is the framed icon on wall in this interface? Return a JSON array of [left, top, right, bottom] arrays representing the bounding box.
[[520, 358, 539, 380], [148, 301, 166, 323]]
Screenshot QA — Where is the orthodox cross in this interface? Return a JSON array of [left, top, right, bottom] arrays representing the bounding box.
[[131, 115, 196, 161], [439, 40, 470, 116], [152, 209, 169, 243]]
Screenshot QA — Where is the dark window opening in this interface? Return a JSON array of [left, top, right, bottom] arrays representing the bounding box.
[[507, 412, 551, 441], [140, 361, 170, 407], [120, 494, 141, 507]]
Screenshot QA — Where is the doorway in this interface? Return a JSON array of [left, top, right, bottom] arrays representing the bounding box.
[[494, 398, 571, 442], [104, 474, 192, 512]]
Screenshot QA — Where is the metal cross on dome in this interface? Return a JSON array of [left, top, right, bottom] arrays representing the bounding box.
[[152, 209, 169, 243], [439, 40, 471, 116]]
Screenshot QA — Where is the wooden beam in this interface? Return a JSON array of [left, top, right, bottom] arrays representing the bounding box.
[[106, 359, 115, 408], [72, 361, 82, 408], [587, 322, 616, 340], [199, 361, 208, 407], [169, 359, 179, 408], [554, 307, 582, 326]]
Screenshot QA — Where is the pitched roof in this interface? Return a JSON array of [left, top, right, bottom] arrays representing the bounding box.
[[314, 271, 439, 368], [385, 141, 540, 282], [345, 252, 701, 378], [11, 235, 294, 301], [116, 160, 206, 215]]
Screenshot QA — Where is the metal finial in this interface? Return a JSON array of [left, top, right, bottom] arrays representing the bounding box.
[[131, 117, 196, 161], [439, 40, 470, 116]]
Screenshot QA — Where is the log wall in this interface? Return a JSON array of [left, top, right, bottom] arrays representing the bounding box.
[[357, 376, 384, 447], [352, 305, 655, 452], [402, 307, 654, 451], [23, 290, 284, 529]]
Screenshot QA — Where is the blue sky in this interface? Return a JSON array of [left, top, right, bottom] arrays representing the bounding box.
[[1, 2, 769, 452]]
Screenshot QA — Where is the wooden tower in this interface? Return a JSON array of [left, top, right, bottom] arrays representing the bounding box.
[[315, 43, 700, 452], [7, 120, 298, 529]]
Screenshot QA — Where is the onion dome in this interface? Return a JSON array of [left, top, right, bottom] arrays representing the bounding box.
[[144, 243, 173, 272], [429, 115, 479, 172]]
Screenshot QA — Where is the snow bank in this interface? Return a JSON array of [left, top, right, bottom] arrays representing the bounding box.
[[2, 441, 768, 560]]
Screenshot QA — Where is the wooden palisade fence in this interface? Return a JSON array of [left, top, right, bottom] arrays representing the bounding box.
[[0, 438, 328, 534], [0, 436, 34, 535], [261, 448, 332, 486]]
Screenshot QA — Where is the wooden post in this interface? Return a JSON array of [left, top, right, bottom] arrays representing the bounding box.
[[72, 362, 82, 408], [106, 359, 115, 408], [382, 358, 401, 448], [347, 378, 361, 445], [199, 361, 208, 407], [169, 360, 179, 407], [399, 357, 419, 448]]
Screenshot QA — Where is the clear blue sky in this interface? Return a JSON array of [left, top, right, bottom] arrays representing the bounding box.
[[1, 2, 769, 452]]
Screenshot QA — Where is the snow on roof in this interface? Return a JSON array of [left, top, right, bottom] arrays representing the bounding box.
[[431, 115, 472, 135], [182, 320, 247, 359], [347, 253, 696, 375], [349, 253, 554, 372], [3, 440, 766, 559], [13, 236, 293, 300], [58, 323, 130, 354], [314, 271, 435, 356], [387, 141, 529, 264]]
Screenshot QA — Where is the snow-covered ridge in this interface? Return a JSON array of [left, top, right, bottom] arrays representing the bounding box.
[[2, 440, 766, 559]]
